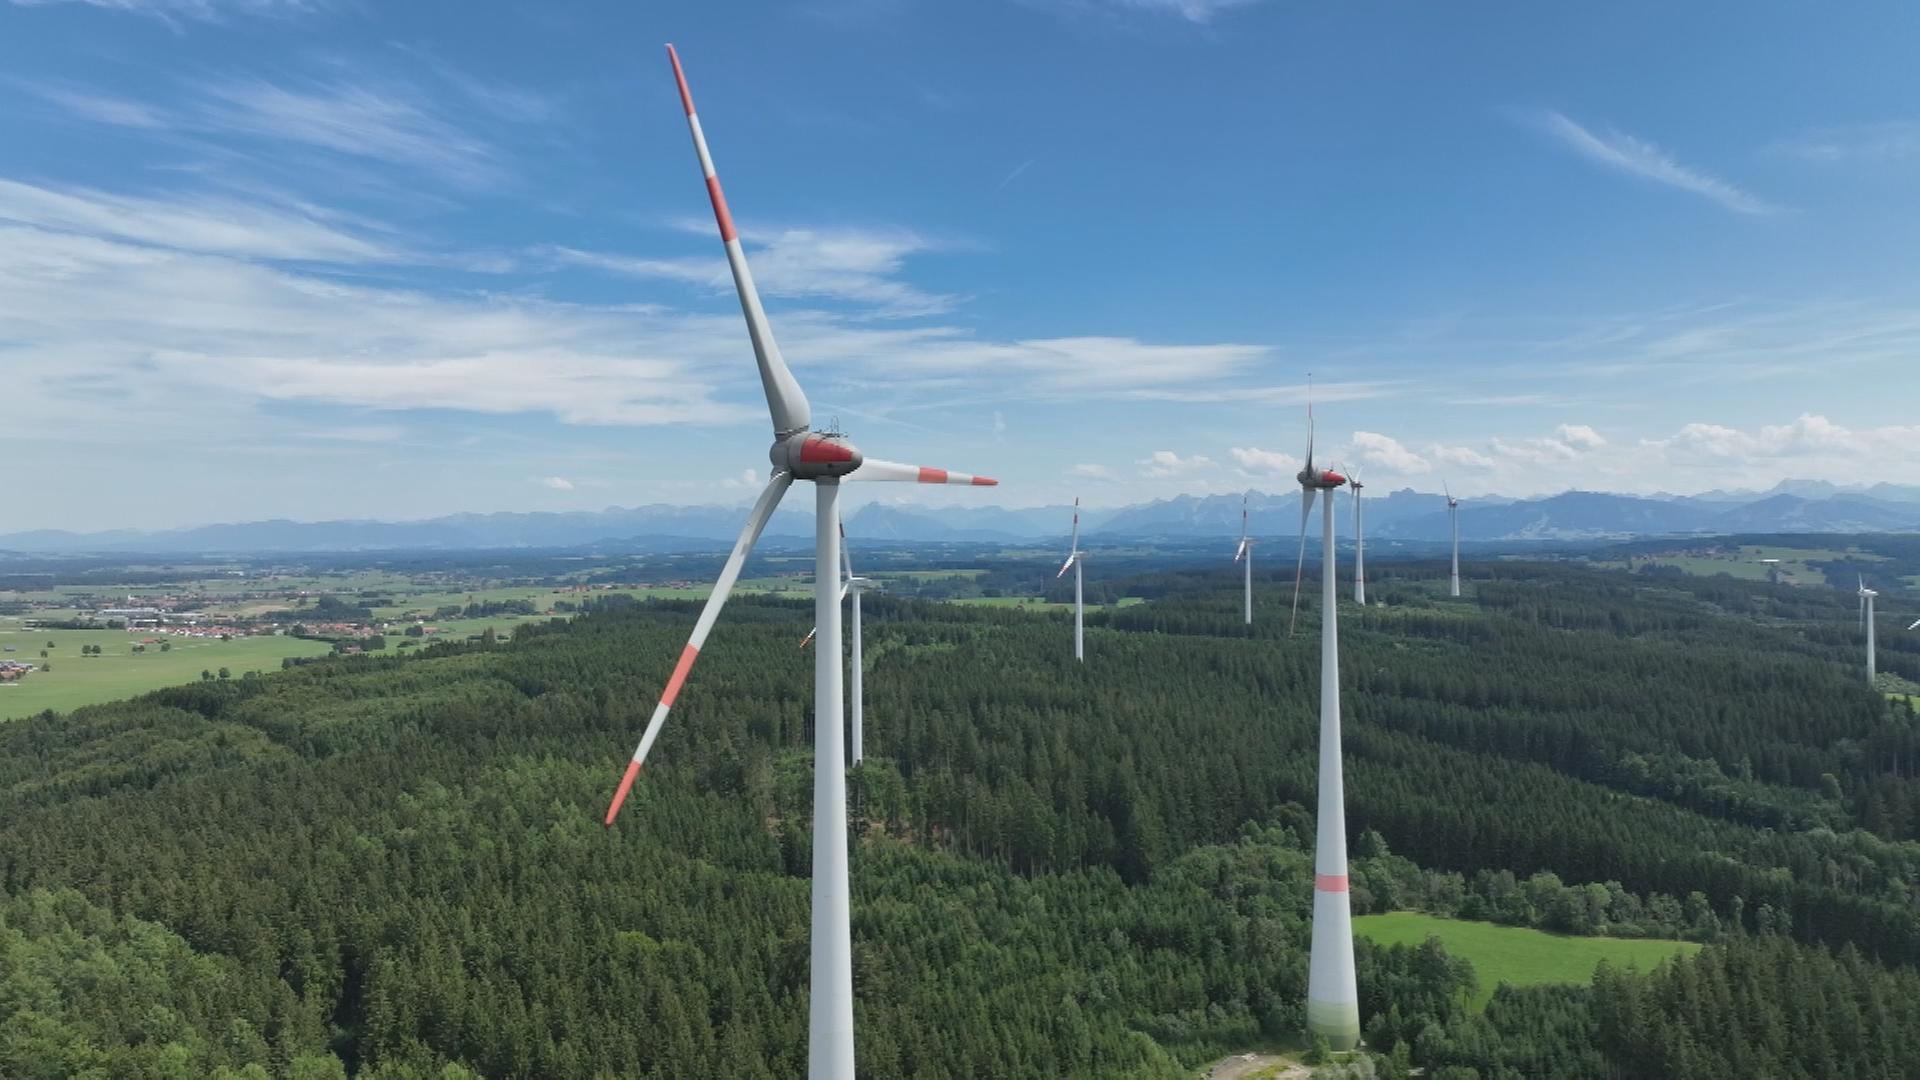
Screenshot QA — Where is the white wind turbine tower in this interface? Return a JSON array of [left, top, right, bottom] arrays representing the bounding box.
[[604, 47, 996, 1080], [1234, 494, 1254, 626], [1860, 576, 1879, 685], [1350, 471, 1367, 606], [801, 521, 878, 767], [1446, 483, 1461, 598], [1286, 406, 1362, 1050], [1058, 497, 1085, 660]]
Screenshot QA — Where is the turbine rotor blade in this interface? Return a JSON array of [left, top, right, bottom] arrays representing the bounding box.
[[606, 470, 795, 825], [667, 45, 810, 435], [798, 581, 852, 649], [1059, 497, 1081, 576], [1288, 487, 1315, 637], [851, 457, 998, 486]]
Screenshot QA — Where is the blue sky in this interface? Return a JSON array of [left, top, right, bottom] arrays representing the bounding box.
[[5, 0, 1920, 531]]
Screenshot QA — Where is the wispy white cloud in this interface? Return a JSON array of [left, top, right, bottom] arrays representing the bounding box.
[[1137, 449, 1215, 478], [0, 180, 1285, 457], [1443, 392, 1574, 408], [1126, 379, 1393, 405], [20, 83, 169, 127], [25, 68, 517, 187], [547, 226, 959, 317], [1770, 121, 1920, 163], [390, 44, 557, 125], [1430, 444, 1497, 471], [1349, 431, 1429, 474], [1069, 463, 1119, 482], [1113, 0, 1263, 23], [1656, 413, 1898, 461], [995, 159, 1035, 191], [0, 219, 748, 434], [1226, 446, 1300, 477], [195, 77, 501, 186], [1556, 423, 1606, 450], [1528, 110, 1781, 215], [542, 476, 576, 491], [0, 178, 396, 262], [10, 0, 320, 21]]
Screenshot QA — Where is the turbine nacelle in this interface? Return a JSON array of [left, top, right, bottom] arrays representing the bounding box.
[[777, 431, 865, 481], [1298, 467, 1348, 490]]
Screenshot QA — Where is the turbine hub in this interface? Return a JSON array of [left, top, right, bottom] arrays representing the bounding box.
[[775, 430, 864, 481]]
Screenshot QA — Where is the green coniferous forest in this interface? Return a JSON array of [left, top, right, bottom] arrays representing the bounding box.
[[5, 558, 1920, 1077]]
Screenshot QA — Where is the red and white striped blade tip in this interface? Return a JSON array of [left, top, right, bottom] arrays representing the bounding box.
[[605, 759, 642, 826], [666, 45, 693, 115], [912, 466, 996, 486], [856, 458, 997, 485]]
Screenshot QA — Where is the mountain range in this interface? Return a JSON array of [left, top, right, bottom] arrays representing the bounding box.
[[7, 480, 1920, 554]]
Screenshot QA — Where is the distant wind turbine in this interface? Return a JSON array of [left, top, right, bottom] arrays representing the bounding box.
[[1058, 497, 1084, 661], [1350, 471, 1367, 606], [1446, 483, 1462, 598], [800, 520, 878, 767], [1234, 494, 1253, 626], [604, 47, 997, 1080], [1286, 404, 1362, 1050], [1860, 576, 1879, 685]]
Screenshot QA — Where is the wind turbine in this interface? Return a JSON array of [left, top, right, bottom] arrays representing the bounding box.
[[1350, 471, 1366, 606], [604, 47, 996, 1080], [800, 520, 878, 767], [1860, 576, 1878, 685], [1234, 494, 1253, 626], [1286, 407, 1362, 1050], [1760, 557, 1782, 586], [1445, 483, 1461, 598], [1058, 497, 1084, 660]]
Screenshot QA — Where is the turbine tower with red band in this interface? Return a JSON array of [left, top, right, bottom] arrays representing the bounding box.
[[606, 47, 997, 1080], [1289, 405, 1362, 1050]]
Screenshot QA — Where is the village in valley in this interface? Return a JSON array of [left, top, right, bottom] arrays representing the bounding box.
[[0, 556, 806, 719]]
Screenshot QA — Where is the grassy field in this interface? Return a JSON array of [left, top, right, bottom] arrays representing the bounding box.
[[0, 626, 332, 721], [1625, 543, 1883, 587], [946, 596, 1145, 610], [1353, 912, 1701, 1010]]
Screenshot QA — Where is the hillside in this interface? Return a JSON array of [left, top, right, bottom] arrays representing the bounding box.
[[4, 560, 1920, 1075]]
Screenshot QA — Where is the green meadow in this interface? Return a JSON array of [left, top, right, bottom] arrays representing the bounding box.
[[0, 626, 332, 721], [1353, 912, 1701, 1010]]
